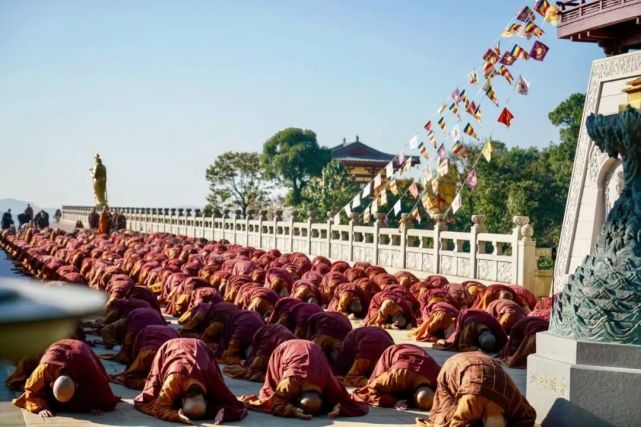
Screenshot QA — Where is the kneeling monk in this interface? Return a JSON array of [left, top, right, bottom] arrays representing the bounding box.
[[13, 339, 120, 418], [331, 326, 395, 387], [134, 338, 247, 425], [352, 344, 440, 411], [410, 302, 459, 343], [241, 340, 369, 420], [418, 352, 535, 427], [434, 309, 506, 353]]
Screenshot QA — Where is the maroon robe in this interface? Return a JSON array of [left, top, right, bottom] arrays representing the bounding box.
[[444, 309, 507, 351], [332, 327, 395, 377], [267, 297, 302, 324]]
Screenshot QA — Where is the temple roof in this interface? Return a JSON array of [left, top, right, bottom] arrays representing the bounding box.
[[331, 136, 395, 163]]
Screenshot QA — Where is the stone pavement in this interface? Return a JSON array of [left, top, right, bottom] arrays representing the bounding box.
[[0, 248, 527, 426]]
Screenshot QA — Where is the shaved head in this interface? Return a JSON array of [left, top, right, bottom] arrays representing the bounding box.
[[392, 313, 407, 329], [414, 386, 435, 411], [52, 376, 75, 403], [307, 296, 318, 305], [298, 391, 322, 415], [478, 330, 497, 352], [498, 290, 513, 300], [349, 299, 363, 314], [182, 384, 206, 420]]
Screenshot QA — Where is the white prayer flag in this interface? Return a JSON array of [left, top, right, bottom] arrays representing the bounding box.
[[438, 159, 449, 177], [386, 162, 394, 178], [516, 75, 530, 95], [362, 182, 371, 197], [451, 125, 461, 142], [344, 204, 352, 218], [393, 200, 402, 217], [352, 193, 361, 208], [409, 134, 419, 149], [452, 193, 462, 213]]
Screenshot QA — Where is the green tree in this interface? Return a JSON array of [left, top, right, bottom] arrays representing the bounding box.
[[299, 161, 360, 220], [205, 152, 270, 217], [262, 128, 331, 206]]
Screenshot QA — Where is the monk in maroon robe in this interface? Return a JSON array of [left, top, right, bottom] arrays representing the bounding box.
[[353, 344, 440, 411], [110, 325, 180, 389], [365, 289, 416, 329], [223, 324, 296, 381], [102, 307, 166, 364], [234, 286, 279, 321], [241, 340, 369, 420], [264, 267, 293, 297], [332, 326, 395, 387], [217, 310, 265, 365], [285, 302, 323, 338], [419, 352, 535, 427], [498, 316, 549, 368], [134, 338, 247, 424], [410, 302, 459, 342], [305, 311, 352, 357], [328, 282, 369, 319], [267, 297, 302, 325], [320, 271, 347, 302], [291, 280, 326, 305], [13, 339, 120, 417], [435, 309, 507, 353], [485, 298, 528, 334]]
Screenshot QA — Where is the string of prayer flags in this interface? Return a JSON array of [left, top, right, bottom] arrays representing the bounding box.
[[409, 135, 419, 149], [481, 140, 493, 162], [517, 5, 536, 22], [483, 80, 499, 106], [389, 180, 399, 195], [511, 44, 530, 61], [516, 75, 530, 95], [438, 159, 449, 177], [530, 40, 549, 61], [499, 65, 514, 85], [386, 161, 394, 178], [483, 47, 499, 65], [463, 123, 478, 139], [352, 193, 361, 208], [483, 61, 497, 78], [500, 51, 516, 66], [403, 157, 414, 173], [451, 125, 461, 142], [380, 189, 388, 206], [409, 182, 419, 199], [498, 107, 515, 127], [362, 182, 371, 197], [468, 69, 478, 85], [428, 131, 437, 147], [501, 23, 522, 37], [467, 167, 478, 189], [438, 117, 447, 132], [437, 143, 447, 161], [449, 102, 461, 120], [451, 141, 468, 160], [460, 89, 468, 104], [523, 21, 544, 38], [452, 193, 462, 213], [535, 0, 560, 25], [374, 173, 382, 189], [437, 104, 447, 114], [393, 200, 402, 217]]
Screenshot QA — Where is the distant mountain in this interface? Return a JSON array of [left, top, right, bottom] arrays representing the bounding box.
[[0, 198, 56, 218]]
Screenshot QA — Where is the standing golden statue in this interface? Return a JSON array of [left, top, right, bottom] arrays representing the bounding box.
[[90, 154, 108, 208]]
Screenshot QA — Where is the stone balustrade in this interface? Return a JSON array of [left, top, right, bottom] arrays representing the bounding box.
[[61, 205, 540, 290]]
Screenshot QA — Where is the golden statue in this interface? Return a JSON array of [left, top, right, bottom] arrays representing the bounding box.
[[90, 154, 108, 208], [424, 160, 460, 217]]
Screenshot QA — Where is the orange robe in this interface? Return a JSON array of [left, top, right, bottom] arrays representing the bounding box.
[[352, 344, 440, 408], [241, 340, 368, 418], [437, 309, 507, 352], [5, 354, 42, 391], [134, 338, 247, 423], [13, 339, 120, 414], [104, 307, 166, 364], [422, 352, 535, 427], [410, 302, 459, 342], [217, 310, 265, 365], [485, 298, 527, 334], [97, 212, 111, 235], [332, 327, 395, 387], [498, 316, 549, 368]]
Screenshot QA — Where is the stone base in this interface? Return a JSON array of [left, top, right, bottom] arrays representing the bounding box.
[[527, 332, 641, 427]]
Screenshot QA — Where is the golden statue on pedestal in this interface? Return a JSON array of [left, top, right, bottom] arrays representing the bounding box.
[[91, 154, 108, 208]]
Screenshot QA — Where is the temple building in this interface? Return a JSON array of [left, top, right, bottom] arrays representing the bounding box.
[[330, 136, 395, 183]]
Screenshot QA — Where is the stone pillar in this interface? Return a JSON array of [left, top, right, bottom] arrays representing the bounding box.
[[513, 216, 536, 287], [373, 213, 385, 265], [326, 211, 334, 259], [470, 215, 487, 279], [258, 209, 267, 249], [307, 212, 315, 255], [399, 214, 412, 269], [433, 214, 447, 274], [289, 210, 297, 253], [348, 212, 359, 263]]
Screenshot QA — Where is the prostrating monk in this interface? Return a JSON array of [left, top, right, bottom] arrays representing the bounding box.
[[410, 302, 459, 343], [418, 352, 535, 427], [241, 340, 369, 420], [102, 307, 166, 364], [327, 282, 369, 319], [365, 289, 416, 329], [267, 297, 302, 325], [217, 310, 265, 365], [485, 298, 528, 334], [498, 316, 549, 368], [305, 311, 352, 358], [435, 309, 507, 353], [199, 302, 240, 348], [264, 267, 293, 297], [285, 301, 323, 338], [332, 327, 395, 387], [13, 339, 120, 418], [134, 338, 247, 425], [110, 325, 180, 389], [234, 285, 279, 321], [224, 324, 296, 382], [6, 354, 42, 392], [352, 344, 440, 411], [472, 284, 531, 312]]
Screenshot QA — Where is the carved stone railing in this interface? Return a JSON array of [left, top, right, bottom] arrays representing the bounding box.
[[61, 205, 539, 289]]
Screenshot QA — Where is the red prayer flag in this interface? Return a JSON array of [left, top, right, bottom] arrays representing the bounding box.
[[530, 41, 549, 61], [498, 107, 514, 127]]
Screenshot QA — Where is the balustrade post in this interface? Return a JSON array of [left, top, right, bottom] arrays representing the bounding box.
[[513, 216, 536, 288], [399, 214, 411, 269], [373, 213, 384, 266], [433, 214, 447, 274], [289, 211, 297, 253], [307, 212, 316, 255], [470, 215, 486, 279], [327, 211, 334, 259], [348, 212, 359, 263], [245, 210, 252, 247], [259, 209, 267, 249]]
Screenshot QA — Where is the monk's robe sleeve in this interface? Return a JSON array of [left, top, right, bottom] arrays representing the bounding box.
[[12, 364, 59, 414], [147, 373, 188, 422], [270, 376, 305, 417], [342, 358, 372, 387], [359, 370, 404, 407]]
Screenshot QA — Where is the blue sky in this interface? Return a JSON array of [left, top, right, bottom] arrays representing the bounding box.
[[0, 0, 601, 208]]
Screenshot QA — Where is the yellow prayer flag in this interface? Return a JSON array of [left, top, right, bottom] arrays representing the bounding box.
[[481, 141, 493, 163]]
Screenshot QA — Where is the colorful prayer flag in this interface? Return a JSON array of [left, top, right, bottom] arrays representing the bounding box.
[[451, 125, 461, 142], [403, 157, 414, 173], [481, 141, 493, 162], [409, 135, 419, 149], [371, 199, 378, 213], [499, 65, 514, 85], [523, 21, 544, 38], [483, 48, 499, 65], [423, 165, 433, 183], [516, 75, 530, 95], [397, 151, 406, 166], [380, 189, 388, 206], [409, 182, 419, 198], [437, 143, 446, 161], [482, 61, 496, 79], [499, 52, 516, 66], [449, 102, 460, 119], [374, 173, 382, 189], [363, 207, 371, 223], [463, 123, 478, 139], [411, 208, 421, 224], [498, 107, 515, 127], [452, 88, 461, 104], [511, 44, 530, 60], [451, 141, 468, 160], [460, 89, 468, 105], [483, 80, 499, 106], [451, 193, 462, 213], [467, 167, 478, 189], [530, 40, 549, 61], [535, 0, 559, 25], [437, 103, 447, 114], [438, 159, 449, 177], [501, 23, 522, 37], [424, 121, 433, 132], [389, 180, 399, 195], [393, 200, 402, 217], [516, 5, 536, 22], [421, 193, 430, 210], [428, 131, 437, 148], [468, 69, 478, 85], [437, 117, 447, 132], [386, 161, 394, 178]]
